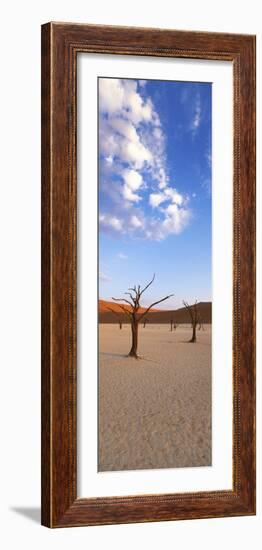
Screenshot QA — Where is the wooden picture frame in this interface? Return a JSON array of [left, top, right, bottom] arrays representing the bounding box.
[[41, 22, 256, 527]]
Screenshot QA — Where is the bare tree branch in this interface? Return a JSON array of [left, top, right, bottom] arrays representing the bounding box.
[[183, 300, 199, 342], [114, 303, 132, 318], [106, 307, 118, 316], [111, 298, 133, 318], [183, 300, 198, 323], [107, 307, 120, 326], [112, 273, 173, 357], [128, 287, 137, 294], [112, 297, 133, 308], [107, 307, 121, 318], [140, 273, 155, 296], [139, 293, 174, 322], [124, 292, 136, 304]]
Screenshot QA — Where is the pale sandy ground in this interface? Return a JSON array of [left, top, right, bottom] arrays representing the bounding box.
[[99, 324, 211, 472]]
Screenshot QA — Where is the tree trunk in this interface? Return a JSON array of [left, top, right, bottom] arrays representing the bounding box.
[[189, 323, 197, 343], [129, 321, 139, 358], [119, 321, 122, 330], [170, 320, 173, 332]]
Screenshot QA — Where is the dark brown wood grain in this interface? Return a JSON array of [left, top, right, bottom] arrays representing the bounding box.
[[41, 22, 256, 527]]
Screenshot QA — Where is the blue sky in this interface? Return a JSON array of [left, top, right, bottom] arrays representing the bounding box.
[[98, 78, 212, 309]]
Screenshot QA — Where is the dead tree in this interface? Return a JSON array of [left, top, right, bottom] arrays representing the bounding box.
[[106, 307, 124, 329], [143, 318, 148, 328], [183, 300, 199, 343], [171, 314, 178, 331], [112, 274, 173, 358], [198, 315, 205, 331]]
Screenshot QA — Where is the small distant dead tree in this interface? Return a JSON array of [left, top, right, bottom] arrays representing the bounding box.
[[183, 300, 199, 343], [170, 312, 179, 332], [107, 307, 124, 330], [143, 318, 148, 328], [112, 274, 173, 358], [198, 315, 205, 331]]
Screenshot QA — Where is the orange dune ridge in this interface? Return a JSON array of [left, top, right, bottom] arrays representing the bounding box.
[[99, 299, 160, 314]]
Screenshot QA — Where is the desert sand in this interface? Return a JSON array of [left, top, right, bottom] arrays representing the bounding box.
[[99, 323, 212, 472]]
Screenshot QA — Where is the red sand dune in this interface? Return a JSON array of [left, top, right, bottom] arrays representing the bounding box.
[[99, 299, 159, 314], [99, 300, 212, 324]]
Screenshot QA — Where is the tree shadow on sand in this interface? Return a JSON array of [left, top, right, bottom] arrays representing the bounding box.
[[100, 352, 128, 359], [165, 339, 209, 345], [161, 339, 187, 345], [100, 352, 158, 364]]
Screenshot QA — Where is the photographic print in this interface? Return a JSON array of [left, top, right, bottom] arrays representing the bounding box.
[[42, 22, 256, 527], [98, 77, 212, 472]]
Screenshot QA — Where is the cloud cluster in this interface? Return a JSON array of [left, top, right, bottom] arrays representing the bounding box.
[[99, 78, 191, 240], [191, 93, 201, 136], [99, 271, 111, 282]]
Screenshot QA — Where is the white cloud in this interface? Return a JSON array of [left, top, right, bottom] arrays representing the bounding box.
[[164, 187, 184, 206], [191, 93, 201, 135], [121, 169, 144, 203], [99, 271, 111, 282], [122, 169, 143, 191], [206, 148, 212, 168], [117, 253, 128, 260], [149, 192, 166, 208], [120, 139, 152, 169], [122, 81, 153, 124], [153, 127, 163, 140], [109, 117, 138, 143], [162, 203, 191, 236], [99, 214, 123, 232], [100, 114, 152, 170], [99, 78, 153, 124], [122, 185, 141, 203], [109, 217, 123, 231], [99, 78, 192, 240], [99, 79, 124, 114], [146, 199, 191, 240], [201, 177, 211, 195], [149, 187, 184, 208], [130, 215, 143, 228]]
